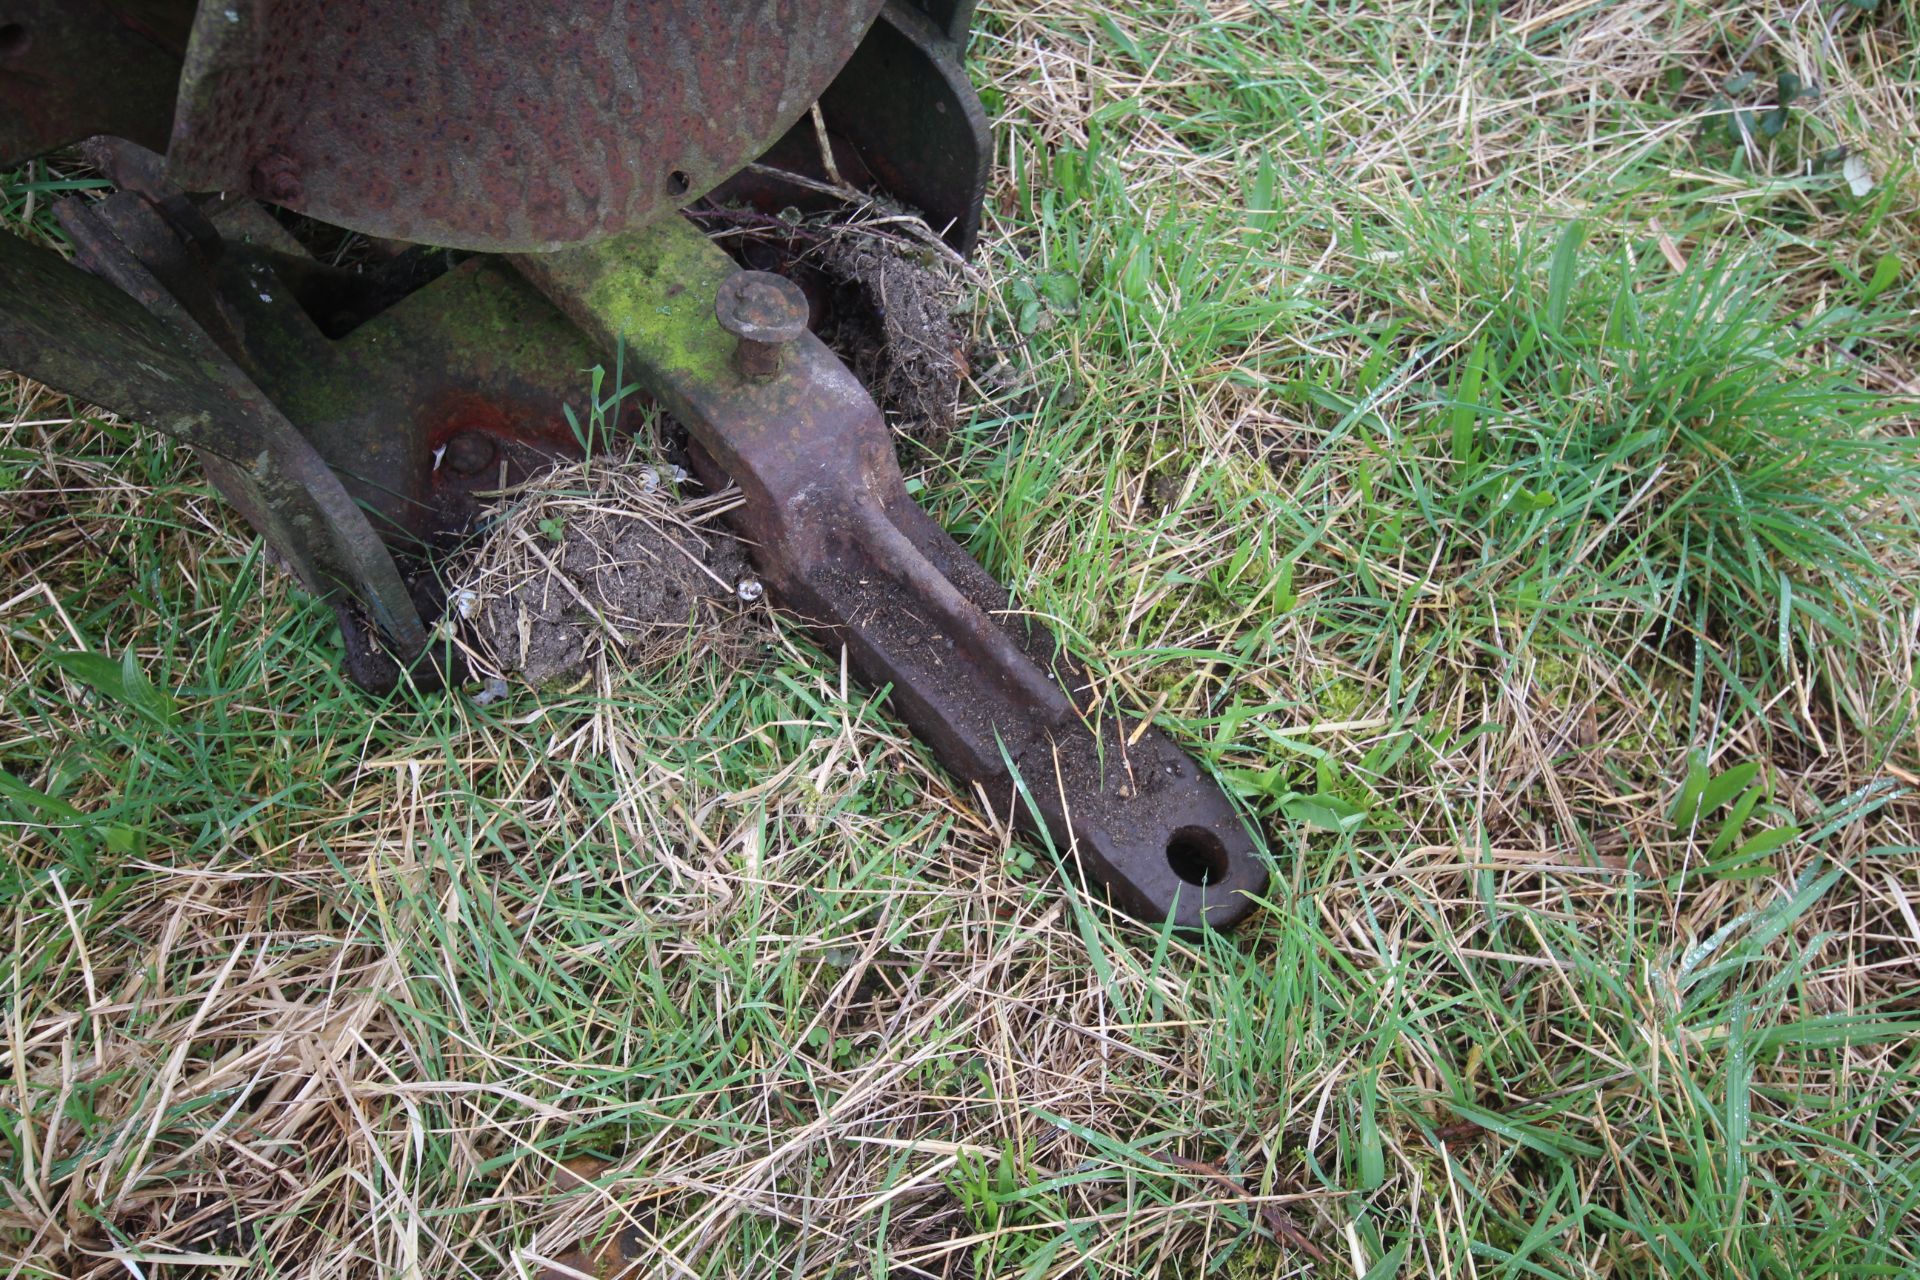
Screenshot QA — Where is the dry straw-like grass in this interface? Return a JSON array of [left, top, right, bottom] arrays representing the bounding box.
[[444, 453, 756, 690]]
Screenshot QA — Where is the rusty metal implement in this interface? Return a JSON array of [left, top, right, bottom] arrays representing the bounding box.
[[517, 220, 1266, 927], [0, 0, 1268, 927]]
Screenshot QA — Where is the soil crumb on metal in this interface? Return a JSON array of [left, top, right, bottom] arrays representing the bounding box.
[[449, 451, 759, 689]]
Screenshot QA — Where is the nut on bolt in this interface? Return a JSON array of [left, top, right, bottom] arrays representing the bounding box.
[[442, 430, 497, 476], [714, 271, 808, 380], [251, 151, 304, 204]]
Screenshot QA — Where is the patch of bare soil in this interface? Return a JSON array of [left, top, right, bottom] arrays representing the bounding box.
[[448, 452, 759, 689]]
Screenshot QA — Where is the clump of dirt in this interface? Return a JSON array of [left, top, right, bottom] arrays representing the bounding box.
[[813, 228, 970, 446], [448, 451, 759, 689]]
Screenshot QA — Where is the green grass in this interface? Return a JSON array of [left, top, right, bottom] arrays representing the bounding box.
[[5, 1, 1920, 1277]]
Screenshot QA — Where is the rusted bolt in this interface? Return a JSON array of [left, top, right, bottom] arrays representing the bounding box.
[[714, 271, 808, 380], [251, 152, 304, 204], [442, 430, 498, 476]]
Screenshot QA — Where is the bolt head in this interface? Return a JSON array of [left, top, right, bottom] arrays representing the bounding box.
[[714, 271, 808, 346], [442, 430, 498, 477], [252, 152, 304, 204]]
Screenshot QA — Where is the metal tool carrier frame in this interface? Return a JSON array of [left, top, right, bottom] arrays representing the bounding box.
[[0, 0, 1268, 928]]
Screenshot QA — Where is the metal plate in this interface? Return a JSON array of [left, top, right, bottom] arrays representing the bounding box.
[[0, 220, 427, 653], [163, 0, 887, 251], [0, 0, 193, 167], [818, 0, 989, 252]]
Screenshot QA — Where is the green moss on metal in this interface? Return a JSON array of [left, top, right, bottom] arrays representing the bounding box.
[[574, 220, 736, 385]]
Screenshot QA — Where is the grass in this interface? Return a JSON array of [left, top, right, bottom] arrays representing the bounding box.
[[4, 1, 1920, 1277]]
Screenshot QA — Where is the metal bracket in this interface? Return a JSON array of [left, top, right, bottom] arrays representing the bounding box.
[[516, 216, 1268, 928], [0, 151, 636, 686], [0, 223, 429, 655]]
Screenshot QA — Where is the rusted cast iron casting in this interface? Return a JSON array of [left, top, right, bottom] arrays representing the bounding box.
[[0, 223, 429, 654], [0, 0, 1269, 926], [517, 221, 1267, 927], [3, 0, 889, 251], [161, 0, 887, 251]]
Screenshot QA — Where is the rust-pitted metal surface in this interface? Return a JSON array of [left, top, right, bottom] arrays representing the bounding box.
[[162, 0, 887, 251], [517, 217, 1270, 929], [714, 270, 810, 379], [0, 0, 194, 167], [0, 0, 1211, 921]]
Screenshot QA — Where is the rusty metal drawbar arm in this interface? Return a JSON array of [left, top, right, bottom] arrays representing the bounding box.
[[514, 219, 1267, 928]]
